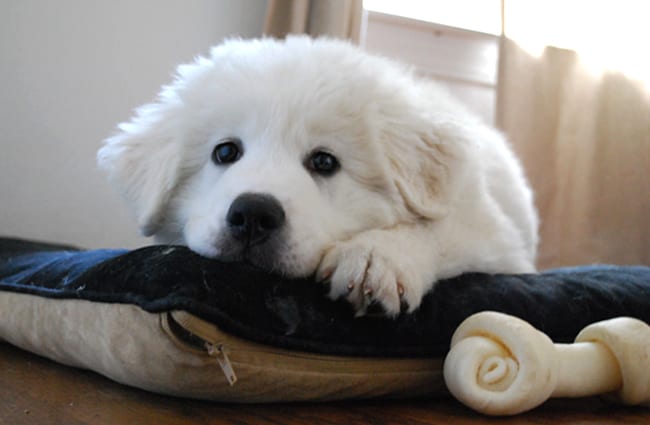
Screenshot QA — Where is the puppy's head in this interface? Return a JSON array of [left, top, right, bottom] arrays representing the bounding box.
[[98, 36, 471, 276]]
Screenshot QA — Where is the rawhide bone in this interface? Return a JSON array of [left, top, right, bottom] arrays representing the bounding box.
[[443, 311, 650, 415]]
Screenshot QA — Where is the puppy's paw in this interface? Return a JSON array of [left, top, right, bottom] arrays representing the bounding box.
[[317, 237, 426, 317]]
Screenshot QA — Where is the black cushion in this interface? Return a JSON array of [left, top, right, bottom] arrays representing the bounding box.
[[2, 237, 650, 357]]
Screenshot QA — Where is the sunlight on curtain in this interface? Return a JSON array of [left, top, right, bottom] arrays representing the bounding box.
[[498, 1, 650, 269], [504, 0, 650, 88]]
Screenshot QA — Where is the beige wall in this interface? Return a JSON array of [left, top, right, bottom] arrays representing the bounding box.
[[0, 0, 266, 248]]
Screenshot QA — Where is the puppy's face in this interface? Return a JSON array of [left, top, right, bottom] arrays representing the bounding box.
[[98, 37, 464, 277], [172, 84, 402, 277]]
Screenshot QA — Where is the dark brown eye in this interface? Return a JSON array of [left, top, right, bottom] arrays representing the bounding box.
[[212, 139, 242, 165], [308, 150, 339, 176]]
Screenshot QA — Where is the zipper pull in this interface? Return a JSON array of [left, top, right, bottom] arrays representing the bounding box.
[[205, 342, 238, 386]]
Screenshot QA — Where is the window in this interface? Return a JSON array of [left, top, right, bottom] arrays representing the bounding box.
[[362, 1, 501, 123], [363, 0, 502, 35]]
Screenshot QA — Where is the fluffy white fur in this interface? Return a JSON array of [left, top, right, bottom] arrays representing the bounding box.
[[98, 36, 538, 316]]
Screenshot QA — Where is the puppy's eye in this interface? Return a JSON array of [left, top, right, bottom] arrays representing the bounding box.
[[212, 139, 242, 165], [308, 151, 340, 176]]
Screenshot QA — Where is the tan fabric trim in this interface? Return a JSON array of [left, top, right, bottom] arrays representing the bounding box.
[[0, 292, 444, 402]]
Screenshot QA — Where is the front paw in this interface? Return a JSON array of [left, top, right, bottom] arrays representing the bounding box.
[[317, 239, 426, 317]]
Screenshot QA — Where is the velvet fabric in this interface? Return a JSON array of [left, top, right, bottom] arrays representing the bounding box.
[[2, 237, 650, 358]]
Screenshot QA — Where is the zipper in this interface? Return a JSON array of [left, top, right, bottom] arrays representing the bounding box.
[[205, 342, 237, 386], [161, 310, 441, 387], [161, 311, 237, 386]]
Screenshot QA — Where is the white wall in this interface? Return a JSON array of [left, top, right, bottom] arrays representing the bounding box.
[[0, 0, 267, 248]]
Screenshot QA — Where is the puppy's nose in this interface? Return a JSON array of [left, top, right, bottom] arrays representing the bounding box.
[[226, 193, 285, 245]]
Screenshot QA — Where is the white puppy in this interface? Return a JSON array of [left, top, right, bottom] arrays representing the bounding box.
[[98, 36, 538, 316]]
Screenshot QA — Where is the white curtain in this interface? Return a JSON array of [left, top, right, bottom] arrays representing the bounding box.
[[497, 1, 650, 269]]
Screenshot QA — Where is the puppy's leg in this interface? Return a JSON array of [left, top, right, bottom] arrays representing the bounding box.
[[317, 219, 534, 317], [317, 223, 439, 317]]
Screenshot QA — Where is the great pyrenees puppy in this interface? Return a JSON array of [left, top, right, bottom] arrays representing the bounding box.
[[98, 36, 538, 317]]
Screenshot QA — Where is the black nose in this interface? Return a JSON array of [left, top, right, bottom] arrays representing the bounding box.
[[226, 193, 286, 245]]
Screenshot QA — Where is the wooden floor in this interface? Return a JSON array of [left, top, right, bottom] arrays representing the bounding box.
[[1, 342, 648, 425]]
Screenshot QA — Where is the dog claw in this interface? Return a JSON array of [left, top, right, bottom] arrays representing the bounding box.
[[347, 282, 355, 292], [318, 269, 333, 283], [397, 282, 405, 297]]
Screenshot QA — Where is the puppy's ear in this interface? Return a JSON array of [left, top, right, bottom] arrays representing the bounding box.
[[98, 101, 183, 236], [98, 55, 216, 236], [384, 121, 469, 221]]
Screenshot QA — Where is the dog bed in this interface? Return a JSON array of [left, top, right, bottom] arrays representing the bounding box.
[[1, 237, 650, 406]]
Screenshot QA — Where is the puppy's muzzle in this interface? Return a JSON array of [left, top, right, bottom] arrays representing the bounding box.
[[226, 193, 285, 246]]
